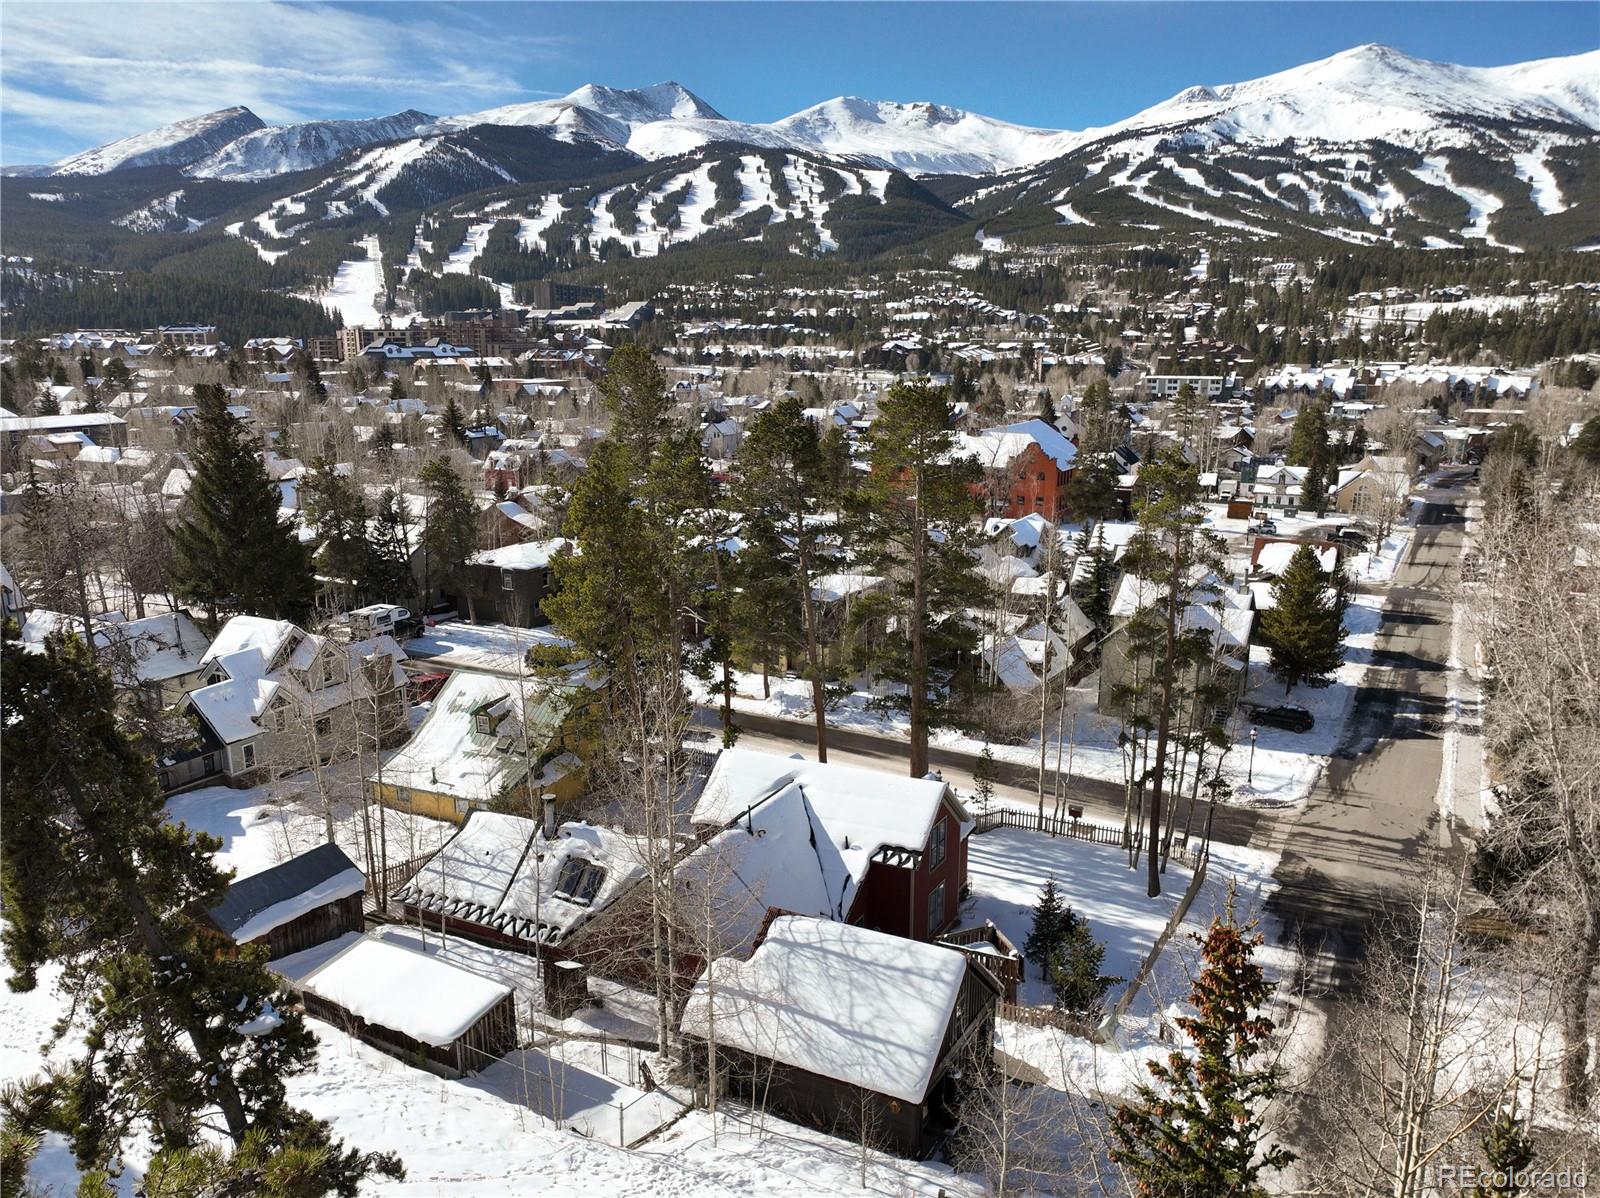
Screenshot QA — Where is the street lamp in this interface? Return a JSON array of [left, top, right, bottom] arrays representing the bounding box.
[[1248, 727, 1258, 786]]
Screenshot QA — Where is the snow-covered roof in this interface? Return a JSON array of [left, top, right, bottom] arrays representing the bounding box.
[[955, 417, 1078, 471], [810, 572, 884, 603], [186, 618, 405, 747], [406, 619, 568, 678], [469, 538, 567, 571], [1255, 542, 1337, 576], [207, 843, 364, 943], [680, 916, 968, 1104], [395, 811, 647, 945], [377, 670, 579, 804], [295, 930, 511, 1047], [692, 749, 960, 918]]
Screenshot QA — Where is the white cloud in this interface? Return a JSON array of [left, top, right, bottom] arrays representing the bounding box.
[[0, 1, 572, 161]]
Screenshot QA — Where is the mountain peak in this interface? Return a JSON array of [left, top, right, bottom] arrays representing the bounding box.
[[50, 106, 266, 175]]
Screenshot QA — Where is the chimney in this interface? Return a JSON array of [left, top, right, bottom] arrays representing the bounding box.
[[542, 794, 557, 841]]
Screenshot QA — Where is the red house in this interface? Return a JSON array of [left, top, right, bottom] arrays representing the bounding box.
[[687, 748, 970, 943], [956, 418, 1079, 521]]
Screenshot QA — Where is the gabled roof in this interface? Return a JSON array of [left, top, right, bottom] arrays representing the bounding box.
[[292, 929, 511, 1047], [394, 811, 646, 945], [680, 916, 970, 1104], [206, 843, 363, 943], [955, 418, 1078, 471], [693, 749, 961, 920], [376, 670, 576, 802]]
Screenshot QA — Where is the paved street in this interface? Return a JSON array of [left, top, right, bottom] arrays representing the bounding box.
[[1259, 475, 1473, 981]]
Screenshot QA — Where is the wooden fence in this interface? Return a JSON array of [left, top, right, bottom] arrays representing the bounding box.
[[972, 806, 1209, 872], [997, 1001, 1100, 1039], [365, 850, 433, 912]]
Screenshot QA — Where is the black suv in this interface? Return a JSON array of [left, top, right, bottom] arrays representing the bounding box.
[[1250, 704, 1315, 733]]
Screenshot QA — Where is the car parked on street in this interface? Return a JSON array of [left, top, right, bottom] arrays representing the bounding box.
[[1250, 704, 1315, 732]]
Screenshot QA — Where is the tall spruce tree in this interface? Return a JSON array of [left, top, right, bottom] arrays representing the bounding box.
[[0, 632, 402, 1193], [1064, 451, 1123, 524], [1110, 907, 1293, 1197], [1024, 875, 1068, 968], [1286, 400, 1330, 468], [419, 458, 479, 621], [1260, 544, 1344, 694], [301, 456, 372, 610], [170, 384, 311, 625], [440, 394, 467, 445], [846, 381, 985, 777], [368, 487, 418, 606], [734, 396, 841, 760]]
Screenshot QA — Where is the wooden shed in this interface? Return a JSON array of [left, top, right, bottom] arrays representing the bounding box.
[[291, 931, 517, 1077], [205, 843, 365, 960]]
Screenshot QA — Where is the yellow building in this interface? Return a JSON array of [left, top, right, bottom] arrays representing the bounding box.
[[370, 669, 592, 824]]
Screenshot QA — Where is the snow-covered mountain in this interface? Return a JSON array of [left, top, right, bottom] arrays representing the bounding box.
[[29, 46, 1600, 186], [185, 110, 436, 180], [1044, 43, 1600, 159], [49, 106, 265, 176], [434, 82, 726, 143], [766, 98, 1062, 175]]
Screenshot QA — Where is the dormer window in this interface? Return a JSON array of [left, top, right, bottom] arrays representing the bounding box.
[[553, 858, 606, 906], [473, 696, 512, 738]]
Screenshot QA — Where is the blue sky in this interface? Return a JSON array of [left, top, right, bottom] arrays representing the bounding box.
[[2, 1, 1595, 164]]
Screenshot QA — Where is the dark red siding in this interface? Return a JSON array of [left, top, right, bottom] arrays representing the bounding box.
[[847, 800, 968, 941]]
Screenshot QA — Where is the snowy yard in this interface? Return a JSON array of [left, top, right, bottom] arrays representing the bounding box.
[[164, 772, 454, 881], [970, 827, 1288, 1100], [963, 826, 1187, 1009]]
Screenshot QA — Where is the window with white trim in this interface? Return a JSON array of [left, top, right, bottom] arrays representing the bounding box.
[[927, 881, 946, 933]]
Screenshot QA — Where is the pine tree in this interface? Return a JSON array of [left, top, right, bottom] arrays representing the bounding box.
[[419, 458, 479, 621], [1286, 400, 1330, 467], [1260, 544, 1344, 694], [734, 396, 842, 760], [368, 488, 418, 606], [1024, 874, 1067, 968], [1110, 907, 1293, 1197], [35, 387, 60, 416], [972, 744, 998, 816], [296, 350, 327, 404], [1048, 907, 1122, 1019], [729, 533, 801, 701], [1064, 452, 1123, 523], [170, 384, 312, 625], [1072, 525, 1118, 633], [1301, 454, 1328, 517], [0, 633, 403, 1192], [846, 381, 985, 777], [1116, 445, 1227, 897], [1477, 1105, 1535, 1197], [301, 456, 372, 609], [440, 394, 467, 445]]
